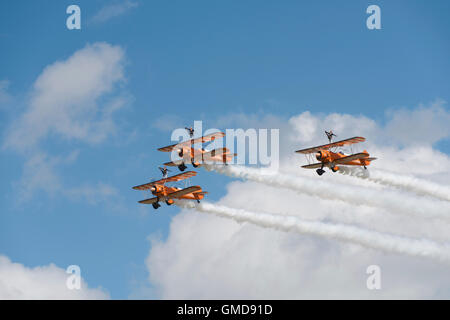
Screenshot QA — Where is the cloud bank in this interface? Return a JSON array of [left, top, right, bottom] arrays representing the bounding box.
[[4, 42, 127, 152], [146, 102, 450, 299], [0, 255, 109, 299]]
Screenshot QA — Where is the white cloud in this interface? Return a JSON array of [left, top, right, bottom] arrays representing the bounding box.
[[4, 42, 128, 152], [145, 102, 450, 299], [384, 99, 450, 146], [90, 1, 139, 24], [3, 43, 129, 204], [0, 255, 109, 299]]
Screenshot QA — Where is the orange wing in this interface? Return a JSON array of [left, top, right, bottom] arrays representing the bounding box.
[[132, 171, 197, 190], [333, 152, 369, 164], [157, 132, 225, 152], [138, 186, 205, 204], [295, 137, 366, 154], [166, 186, 202, 199]]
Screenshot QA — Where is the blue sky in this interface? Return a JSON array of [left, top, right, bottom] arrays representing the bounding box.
[[1, 1, 449, 299]]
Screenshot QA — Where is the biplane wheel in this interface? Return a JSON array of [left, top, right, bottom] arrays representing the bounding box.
[[178, 164, 187, 171], [152, 202, 161, 209], [197, 200, 201, 204], [316, 168, 325, 176], [331, 166, 339, 172], [192, 161, 199, 168], [165, 200, 173, 206]]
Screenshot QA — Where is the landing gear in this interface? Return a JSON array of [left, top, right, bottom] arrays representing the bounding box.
[[196, 199, 201, 204], [331, 165, 339, 172], [316, 168, 325, 176], [192, 160, 199, 168], [152, 202, 161, 209], [178, 163, 187, 171], [165, 199, 174, 206]]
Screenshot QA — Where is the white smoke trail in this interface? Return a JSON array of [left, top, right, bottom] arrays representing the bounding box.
[[339, 166, 450, 202], [207, 165, 450, 221], [178, 201, 450, 263]]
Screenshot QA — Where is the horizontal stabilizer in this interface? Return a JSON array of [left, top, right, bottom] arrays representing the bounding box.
[[301, 163, 323, 169], [139, 197, 159, 205]]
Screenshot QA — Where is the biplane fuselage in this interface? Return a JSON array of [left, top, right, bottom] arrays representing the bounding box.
[[171, 146, 236, 166], [315, 149, 374, 170], [149, 184, 205, 204]]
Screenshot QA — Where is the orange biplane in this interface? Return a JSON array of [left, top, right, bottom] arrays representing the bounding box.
[[295, 134, 377, 176], [132, 171, 207, 209], [158, 131, 236, 171]]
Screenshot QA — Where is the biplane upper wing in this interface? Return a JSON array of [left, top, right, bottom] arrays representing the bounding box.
[[132, 171, 197, 190], [295, 137, 366, 154], [301, 163, 324, 169], [333, 152, 369, 164], [165, 185, 203, 199], [157, 132, 226, 152]]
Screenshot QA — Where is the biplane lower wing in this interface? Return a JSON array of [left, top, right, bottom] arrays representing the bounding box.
[[205, 147, 228, 157], [203, 149, 236, 163], [163, 149, 236, 166], [167, 186, 203, 199], [333, 153, 369, 164], [295, 137, 366, 154], [301, 163, 323, 169], [138, 186, 204, 204]]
